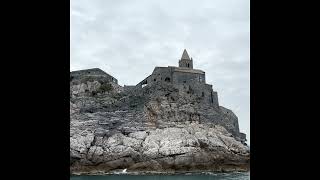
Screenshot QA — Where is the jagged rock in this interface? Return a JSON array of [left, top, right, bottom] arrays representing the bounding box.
[[87, 146, 104, 163], [142, 148, 159, 159], [70, 68, 249, 174], [129, 160, 163, 171], [103, 157, 135, 170], [128, 131, 147, 140], [70, 133, 94, 154], [106, 133, 124, 147], [122, 136, 142, 150]]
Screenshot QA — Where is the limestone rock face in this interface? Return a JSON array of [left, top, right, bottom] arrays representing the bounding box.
[[70, 73, 249, 174]]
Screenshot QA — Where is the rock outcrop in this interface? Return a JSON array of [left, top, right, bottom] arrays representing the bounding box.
[[70, 72, 249, 174]]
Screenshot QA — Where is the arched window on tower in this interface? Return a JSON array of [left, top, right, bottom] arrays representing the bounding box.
[[165, 77, 171, 82]]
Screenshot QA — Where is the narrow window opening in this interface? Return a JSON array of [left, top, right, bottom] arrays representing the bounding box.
[[199, 76, 203, 82]]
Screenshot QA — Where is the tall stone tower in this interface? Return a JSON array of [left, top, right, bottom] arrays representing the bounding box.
[[179, 49, 193, 69]]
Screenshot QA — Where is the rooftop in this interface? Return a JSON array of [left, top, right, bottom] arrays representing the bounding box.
[[181, 49, 191, 60]]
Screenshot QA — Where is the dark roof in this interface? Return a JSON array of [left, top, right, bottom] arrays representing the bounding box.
[[181, 49, 191, 60]]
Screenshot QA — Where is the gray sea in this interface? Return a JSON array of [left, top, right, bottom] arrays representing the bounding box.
[[70, 172, 249, 180]]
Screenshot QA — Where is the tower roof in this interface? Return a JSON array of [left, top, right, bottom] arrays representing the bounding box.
[[181, 49, 191, 60]]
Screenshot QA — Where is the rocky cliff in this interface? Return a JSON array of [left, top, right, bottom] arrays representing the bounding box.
[[70, 73, 250, 174]]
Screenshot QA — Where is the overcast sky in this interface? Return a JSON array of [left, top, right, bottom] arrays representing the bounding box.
[[70, 0, 250, 144]]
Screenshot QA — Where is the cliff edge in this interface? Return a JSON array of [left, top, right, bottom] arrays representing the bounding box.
[[70, 71, 250, 174]]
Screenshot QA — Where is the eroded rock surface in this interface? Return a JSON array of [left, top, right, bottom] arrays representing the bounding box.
[[70, 74, 249, 174]]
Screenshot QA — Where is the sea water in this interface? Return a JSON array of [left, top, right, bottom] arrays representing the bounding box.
[[70, 172, 249, 180]]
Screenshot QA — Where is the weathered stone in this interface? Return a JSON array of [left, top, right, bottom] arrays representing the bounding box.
[[174, 155, 193, 166], [106, 133, 124, 147], [122, 136, 142, 150], [87, 146, 104, 160], [142, 148, 159, 159], [70, 55, 249, 174], [128, 160, 163, 171], [103, 157, 134, 169], [128, 131, 147, 140], [70, 133, 94, 154]]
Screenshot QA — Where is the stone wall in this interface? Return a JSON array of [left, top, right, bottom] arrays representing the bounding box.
[[123, 85, 142, 95], [71, 68, 118, 84], [136, 66, 217, 108], [179, 59, 193, 69], [147, 67, 173, 86], [175, 82, 219, 108], [172, 71, 205, 84], [137, 67, 206, 88]]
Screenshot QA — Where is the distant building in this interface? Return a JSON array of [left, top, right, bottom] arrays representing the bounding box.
[[70, 68, 118, 84], [136, 49, 219, 107]]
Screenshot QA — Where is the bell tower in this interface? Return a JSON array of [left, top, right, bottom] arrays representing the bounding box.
[[179, 49, 193, 69]]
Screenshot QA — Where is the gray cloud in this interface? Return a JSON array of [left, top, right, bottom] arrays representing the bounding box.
[[71, 0, 250, 144]]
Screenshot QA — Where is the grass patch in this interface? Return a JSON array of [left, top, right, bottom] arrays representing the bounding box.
[[97, 83, 113, 93]]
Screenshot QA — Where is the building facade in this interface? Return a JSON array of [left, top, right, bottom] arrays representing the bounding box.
[[137, 49, 219, 108]]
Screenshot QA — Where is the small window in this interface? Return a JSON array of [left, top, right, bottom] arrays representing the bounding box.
[[154, 79, 156, 81], [165, 77, 170, 82], [187, 63, 190, 67], [202, 92, 205, 97], [183, 81, 186, 83], [199, 76, 202, 82]]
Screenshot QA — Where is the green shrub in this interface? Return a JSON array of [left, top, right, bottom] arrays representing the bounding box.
[[98, 83, 113, 93]]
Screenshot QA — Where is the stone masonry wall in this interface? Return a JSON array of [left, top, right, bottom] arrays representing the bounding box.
[[71, 68, 118, 84], [172, 71, 205, 84]]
